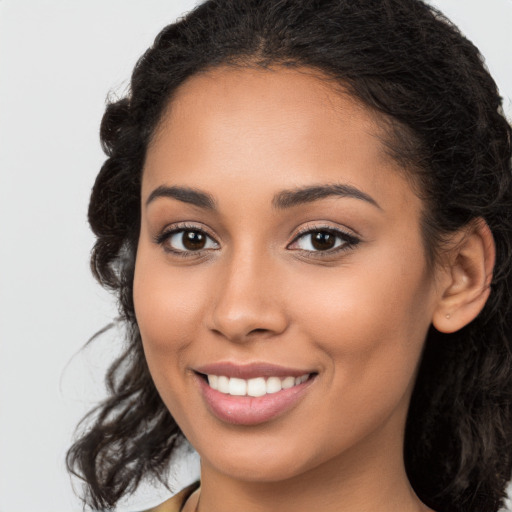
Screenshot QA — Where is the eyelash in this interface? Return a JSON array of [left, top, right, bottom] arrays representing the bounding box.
[[287, 225, 360, 257], [154, 223, 360, 258], [154, 223, 219, 257]]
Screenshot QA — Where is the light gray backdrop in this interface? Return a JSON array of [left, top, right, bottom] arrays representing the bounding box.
[[0, 1, 511, 511]]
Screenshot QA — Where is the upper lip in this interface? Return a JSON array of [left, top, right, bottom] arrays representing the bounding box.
[[194, 362, 314, 379]]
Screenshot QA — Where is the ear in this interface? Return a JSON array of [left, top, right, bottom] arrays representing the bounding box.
[[432, 218, 495, 333]]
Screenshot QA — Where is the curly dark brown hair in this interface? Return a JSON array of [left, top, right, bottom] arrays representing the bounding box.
[[67, 0, 512, 510]]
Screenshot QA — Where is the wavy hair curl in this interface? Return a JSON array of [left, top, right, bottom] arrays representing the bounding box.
[[67, 1, 512, 510]]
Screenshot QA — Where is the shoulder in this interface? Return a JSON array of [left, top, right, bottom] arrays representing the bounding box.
[[142, 482, 200, 512]]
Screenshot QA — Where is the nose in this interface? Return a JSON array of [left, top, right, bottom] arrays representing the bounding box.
[[207, 251, 289, 343]]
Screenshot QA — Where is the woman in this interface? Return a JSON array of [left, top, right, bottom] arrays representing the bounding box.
[[67, 0, 512, 511]]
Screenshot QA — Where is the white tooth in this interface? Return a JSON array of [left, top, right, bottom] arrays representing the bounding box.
[[218, 376, 230, 394], [295, 376, 302, 385], [281, 376, 295, 389], [300, 374, 309, 384], [266, 376, 282, 394], [229, 377, 247, 396], [247, 377, 266, 397], [208, 375, 219, 390]]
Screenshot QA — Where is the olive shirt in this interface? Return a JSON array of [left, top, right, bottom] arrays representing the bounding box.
[[144, 482, 200, 512]]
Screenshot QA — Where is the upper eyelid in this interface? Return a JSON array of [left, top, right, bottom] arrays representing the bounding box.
[[159, 222, 218, 238], [290, 223, 359, 241]]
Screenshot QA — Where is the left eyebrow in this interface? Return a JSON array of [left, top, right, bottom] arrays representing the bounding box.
[[272, 184, 382, 210]]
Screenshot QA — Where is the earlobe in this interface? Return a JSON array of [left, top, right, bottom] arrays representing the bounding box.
[[432, 218, 495, 334]]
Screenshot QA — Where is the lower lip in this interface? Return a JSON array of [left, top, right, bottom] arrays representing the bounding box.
[[196, 374, 315, 426]]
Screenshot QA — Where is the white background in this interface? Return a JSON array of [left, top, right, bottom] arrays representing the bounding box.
[[0, 1, 511, 511]]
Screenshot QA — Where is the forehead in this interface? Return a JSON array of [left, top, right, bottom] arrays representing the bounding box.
[[151, 65, 382, 159], [143, 65, 418, 213]]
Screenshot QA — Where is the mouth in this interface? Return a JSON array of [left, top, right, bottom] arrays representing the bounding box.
[[198, 373, 312, 397], [193, 363, 318, 425]]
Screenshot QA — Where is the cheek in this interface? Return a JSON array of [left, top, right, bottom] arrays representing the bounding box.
[[132, 246, 207, 403], [133, 242, 208, 344], [292, 243, 434, 401], [282, 275, 431, 456], [133, 257, 209, 435]]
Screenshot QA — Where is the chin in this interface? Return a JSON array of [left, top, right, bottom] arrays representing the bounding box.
[[206, 450, 312, 483], [192, 425, 333, 484]]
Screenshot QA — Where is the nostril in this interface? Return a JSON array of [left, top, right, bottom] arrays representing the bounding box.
[[248, 328, 270, 335]]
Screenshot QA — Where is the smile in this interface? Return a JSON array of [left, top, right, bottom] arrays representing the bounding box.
[[207, 374, 310, 397], [194, 365, 317, 425]]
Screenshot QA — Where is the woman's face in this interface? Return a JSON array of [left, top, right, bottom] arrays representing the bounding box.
[[134, 67, 443, 483]]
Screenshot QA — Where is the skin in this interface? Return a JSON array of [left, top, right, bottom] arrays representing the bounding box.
[[133, 66, 453, 512]]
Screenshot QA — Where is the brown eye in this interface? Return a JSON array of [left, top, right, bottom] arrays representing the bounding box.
[[162, 228, 219, 253], [288, 228, 360, 254], [182, 230, 207, 250], [311, 231, 336, 251]]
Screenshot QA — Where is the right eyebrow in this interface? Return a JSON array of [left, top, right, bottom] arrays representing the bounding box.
[[145, 185, 216, 210]]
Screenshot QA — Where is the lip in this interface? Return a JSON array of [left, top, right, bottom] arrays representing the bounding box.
[[194, 362, 314, 379], [193, 363, 317, 426]]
